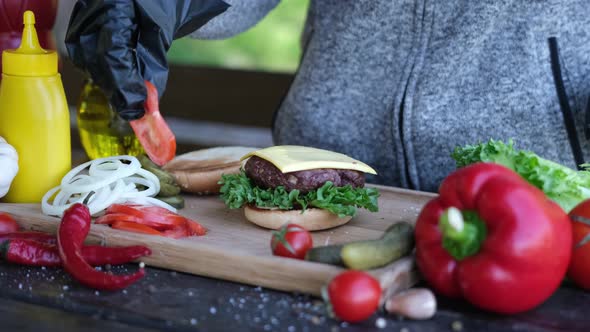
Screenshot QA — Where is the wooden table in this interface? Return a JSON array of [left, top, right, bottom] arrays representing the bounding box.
[[0, 261, 588, 332], [2, 152, 589, 331]]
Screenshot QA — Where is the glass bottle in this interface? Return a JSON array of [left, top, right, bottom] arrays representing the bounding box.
[[76, 79, 144, 159]]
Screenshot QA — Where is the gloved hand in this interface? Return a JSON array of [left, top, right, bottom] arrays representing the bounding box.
[[65, 0, 229, 120]]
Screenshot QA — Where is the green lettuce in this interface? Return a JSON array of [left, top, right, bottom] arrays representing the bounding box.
[[452, 139, 590, 212], [218, 171, 379, 217]]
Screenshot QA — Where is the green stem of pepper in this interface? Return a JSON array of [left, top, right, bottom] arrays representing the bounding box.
[[439, 207, 487, 261]]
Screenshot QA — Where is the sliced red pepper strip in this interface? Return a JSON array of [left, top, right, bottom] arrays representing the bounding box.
[[129, 81, 176, 166], [105, 204, 145, 218], [186, 219, 207, 236], [58, 203, 145, 291], [0, 239, 151, 267], [161, 224, 189, 239], [111, 221, 163, 236], [95, 213, 144, 225], [104, 205, 186, 229]]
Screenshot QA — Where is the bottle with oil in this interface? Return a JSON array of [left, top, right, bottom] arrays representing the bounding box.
[[77, 79, 144, 159]]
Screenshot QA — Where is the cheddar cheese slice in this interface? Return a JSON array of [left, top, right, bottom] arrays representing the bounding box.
[[241, 145, 377, 174]]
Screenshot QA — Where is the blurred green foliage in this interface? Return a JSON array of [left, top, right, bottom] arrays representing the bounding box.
[[167, 0, 309, 74]]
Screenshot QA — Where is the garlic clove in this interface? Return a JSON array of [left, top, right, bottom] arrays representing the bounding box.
[[385, 288, 437, 320]]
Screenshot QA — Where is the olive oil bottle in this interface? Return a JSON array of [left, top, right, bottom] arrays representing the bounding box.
[[77, 79, 144, 159]]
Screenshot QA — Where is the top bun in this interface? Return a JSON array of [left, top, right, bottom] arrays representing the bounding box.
[[163, 146, 259, 194]]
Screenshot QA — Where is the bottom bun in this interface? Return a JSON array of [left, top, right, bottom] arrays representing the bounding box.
[[244, 205, 353, 231]]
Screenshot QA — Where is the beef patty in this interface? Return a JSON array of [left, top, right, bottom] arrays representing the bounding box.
[[244, 156, 365, 193]]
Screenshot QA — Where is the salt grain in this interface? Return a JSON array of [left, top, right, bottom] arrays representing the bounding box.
[[190, 318, 197, 325], [210, 307, 217, 314], [375, 318, 386, 329]]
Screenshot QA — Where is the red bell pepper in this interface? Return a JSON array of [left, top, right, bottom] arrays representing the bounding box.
[[415, 162, 572, 314]]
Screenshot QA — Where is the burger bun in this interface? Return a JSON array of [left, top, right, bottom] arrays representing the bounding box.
[[163, 146, 259, 194], [244, 205, 353, 231]]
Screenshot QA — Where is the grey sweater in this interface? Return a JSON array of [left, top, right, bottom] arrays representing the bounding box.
[[192, 0, 590, 193]]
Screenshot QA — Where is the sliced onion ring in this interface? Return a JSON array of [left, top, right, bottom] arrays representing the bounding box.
[[42, 156, 166, 217]]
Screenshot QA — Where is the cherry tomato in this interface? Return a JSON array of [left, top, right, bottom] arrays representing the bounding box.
[[567, 200, 590, 290], [130, 81, 176, 166], [326, 270, 381, 323], [0, 212, 19, 234], [270, 223, 313, 260]]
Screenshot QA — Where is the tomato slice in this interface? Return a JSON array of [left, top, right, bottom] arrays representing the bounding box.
[[112, 221, 163, 236], [130, 81, 176, 166]]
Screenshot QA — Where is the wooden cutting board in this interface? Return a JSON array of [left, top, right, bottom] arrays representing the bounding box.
[[0, 185, 436, 297]]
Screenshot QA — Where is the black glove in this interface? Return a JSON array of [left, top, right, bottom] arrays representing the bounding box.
[[65, 0, 229, 120]]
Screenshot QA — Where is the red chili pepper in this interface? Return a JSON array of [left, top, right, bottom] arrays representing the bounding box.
[[0, 231, 57, 245], [0, 238, 151, 267], [1, 239, 61, 267], [415, 163, 572, 314], [82, 245, 151, 265], [58, 203, 146, 290]]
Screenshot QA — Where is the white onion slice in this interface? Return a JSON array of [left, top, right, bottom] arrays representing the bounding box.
[[60, 156, 140, 193], [41, 155, 166, 217]]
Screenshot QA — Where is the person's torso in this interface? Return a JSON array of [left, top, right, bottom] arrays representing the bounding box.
[[273, 0, 590, 192]]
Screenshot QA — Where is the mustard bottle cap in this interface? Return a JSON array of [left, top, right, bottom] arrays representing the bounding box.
[[2, 11, 58, 76]]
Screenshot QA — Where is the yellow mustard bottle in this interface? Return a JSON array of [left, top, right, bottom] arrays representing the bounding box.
[[0, 11, 71, 203], [77, 79, 144, 159]]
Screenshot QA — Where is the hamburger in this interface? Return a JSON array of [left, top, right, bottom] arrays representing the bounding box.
[[219, 145, 380, 231]]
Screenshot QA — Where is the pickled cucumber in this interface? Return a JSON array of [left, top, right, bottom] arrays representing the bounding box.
[[138, 154, 181, 197], [341, 222, 414, 270], [156, 195, 185, 209], [305, 222, 414, 270]]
